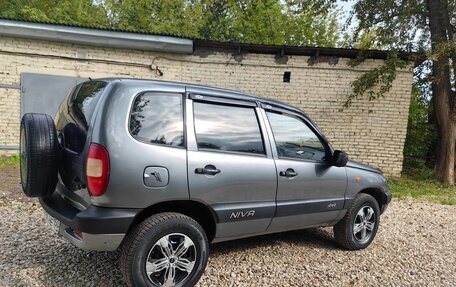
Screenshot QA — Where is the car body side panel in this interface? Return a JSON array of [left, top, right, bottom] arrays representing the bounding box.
[[90, 82, 189, 208], [185, 95, 278, 239], [345, 165, 389, 198], [267, 160, 348, 233]]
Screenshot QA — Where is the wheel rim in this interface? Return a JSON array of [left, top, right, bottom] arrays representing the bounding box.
[[20, 127, 27, 186], [353, 205, 376, 244], [145, 233, 197, 287]]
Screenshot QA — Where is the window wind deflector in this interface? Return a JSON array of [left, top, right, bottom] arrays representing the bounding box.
[[189, 94, 257, 107], [260, 102, 289, 113]]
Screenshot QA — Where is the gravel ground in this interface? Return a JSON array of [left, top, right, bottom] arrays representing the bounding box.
[[1, 166, 455, 287]]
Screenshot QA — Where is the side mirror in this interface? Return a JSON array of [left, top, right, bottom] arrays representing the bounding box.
[[332, 150, 349, 167]]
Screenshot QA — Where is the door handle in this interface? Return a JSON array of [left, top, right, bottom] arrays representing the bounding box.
[[195, 165, 221, 175], [279, 168, 298, 177]]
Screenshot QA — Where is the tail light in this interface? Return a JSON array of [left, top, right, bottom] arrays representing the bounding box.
[[86, 143, 110, 196]]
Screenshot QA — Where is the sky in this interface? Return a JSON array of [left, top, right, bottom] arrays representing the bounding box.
[[336, 0, 357, 28]]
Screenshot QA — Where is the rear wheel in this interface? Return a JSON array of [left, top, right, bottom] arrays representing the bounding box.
[[20, 113, 59, 197], [120, 212, 209, 287], [333, 193, 380, 250]]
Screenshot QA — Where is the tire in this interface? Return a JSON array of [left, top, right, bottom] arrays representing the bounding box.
[[120, 212, 209, 287], [333, 193, 380, 250], [20, 113, 59, 198]]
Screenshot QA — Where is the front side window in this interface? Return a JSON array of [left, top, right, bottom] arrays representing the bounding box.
[[130, 93, 184, 147], [267, 112, 327, 161], [193, 102, 265, 155]]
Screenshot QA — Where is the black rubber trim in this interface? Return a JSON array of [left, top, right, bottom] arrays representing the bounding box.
[[211, 201, 275, 223], [385, 190, 392, 204], [39, 192, 141, 234], [190, 94, 258, 107], [275, 198, 345, 217], [380, 191, 392, 214]]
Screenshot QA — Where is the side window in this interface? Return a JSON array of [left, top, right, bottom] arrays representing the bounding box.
[[70, 81, 107, 129], [193, 102, 265, 155], [130, 92, 184, 147], [266, 111, 327, 161]]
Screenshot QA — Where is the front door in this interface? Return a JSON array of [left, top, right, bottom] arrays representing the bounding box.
[[186, 96, 277, 240], [263, 109, 348, 233]]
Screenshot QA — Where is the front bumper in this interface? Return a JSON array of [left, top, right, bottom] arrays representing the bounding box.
[[380, 190, 392, 214], [40, 192, 141, 251]]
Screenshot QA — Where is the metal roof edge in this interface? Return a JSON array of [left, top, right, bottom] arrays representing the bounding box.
[[0, 18, 416, 60], [193, 40, 415, 60], [0, 19, 193, 54]]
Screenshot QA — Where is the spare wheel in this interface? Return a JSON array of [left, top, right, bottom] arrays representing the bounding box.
[[20, 113, 59, 197]]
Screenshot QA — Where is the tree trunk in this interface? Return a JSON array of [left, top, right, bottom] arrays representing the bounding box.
[[427, 0, 455, 184]]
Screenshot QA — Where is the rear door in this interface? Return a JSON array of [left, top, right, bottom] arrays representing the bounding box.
[[186, 94, 277, 240], [262, 107, 348, 233]]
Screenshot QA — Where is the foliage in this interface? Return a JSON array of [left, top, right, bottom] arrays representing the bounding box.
[[0, 0, 108, 26], [402, 84, 437, 173], [388, 172, 456, 205], [0, 155, 19, 167], [337, 0, 433, 107], [344, 51, 408, 107], [104, 0, 205, 38], [0, 0, 342, 47]]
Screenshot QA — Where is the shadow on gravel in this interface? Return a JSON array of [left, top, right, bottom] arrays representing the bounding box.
[[37, 246, 125, 286], [210, 228, 338, 255], [27, 228, 336, 286]]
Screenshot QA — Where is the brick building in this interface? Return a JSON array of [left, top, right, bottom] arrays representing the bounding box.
[[0, 19, 413, 176]]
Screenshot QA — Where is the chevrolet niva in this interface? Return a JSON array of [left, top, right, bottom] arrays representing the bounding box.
[[20, 79, 391, 287]]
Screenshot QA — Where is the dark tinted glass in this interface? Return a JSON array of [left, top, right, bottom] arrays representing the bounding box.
[[194, 102, 265, 155], [130, 93, 184, 147], [267, 112, 326, 161], [71, 81, 107, 129]]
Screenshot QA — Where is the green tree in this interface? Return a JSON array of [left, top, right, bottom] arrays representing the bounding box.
[[0, 0, 342, 47], [199, 0, 340, 46], [0, 0, 108, 26], [106, 0, 205, 37], [403, 84, 437, 174], [324, 0, 455, 184]]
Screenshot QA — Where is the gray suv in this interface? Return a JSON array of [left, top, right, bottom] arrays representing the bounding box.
[[20, 79, 391, 287]]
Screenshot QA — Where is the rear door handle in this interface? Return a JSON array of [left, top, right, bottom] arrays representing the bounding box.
[[195, 165, 221, 175], [279, 168, 298, 177]]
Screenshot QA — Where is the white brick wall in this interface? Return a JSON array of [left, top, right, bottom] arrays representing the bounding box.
[[0, 36, 413, 176]]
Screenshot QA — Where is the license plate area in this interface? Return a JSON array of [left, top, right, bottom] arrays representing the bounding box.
[[44, 211, 60, 234]]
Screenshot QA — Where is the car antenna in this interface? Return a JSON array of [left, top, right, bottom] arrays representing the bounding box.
[[88, 77, 93, 81]]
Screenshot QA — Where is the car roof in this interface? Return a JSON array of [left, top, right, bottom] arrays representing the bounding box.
[[96, 77, 304, 115]]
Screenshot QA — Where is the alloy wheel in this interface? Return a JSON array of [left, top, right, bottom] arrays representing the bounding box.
[[353, 206, 376, 244], [145, 233, 197, 287]]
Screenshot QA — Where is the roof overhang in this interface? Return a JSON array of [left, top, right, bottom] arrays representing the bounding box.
[[194, 40, 414, 60], [0, 19, 193, 54]]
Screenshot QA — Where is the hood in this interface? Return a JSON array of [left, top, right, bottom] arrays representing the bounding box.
[[346, 160, 383, 175]]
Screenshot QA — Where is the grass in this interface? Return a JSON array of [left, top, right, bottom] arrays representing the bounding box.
[[388, 171, 456, 205], [0, 154, 19, 166]]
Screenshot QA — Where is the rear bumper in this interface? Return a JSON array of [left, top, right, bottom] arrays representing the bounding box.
[[40, 192, 141, 251], [56, 221, 125, 251]]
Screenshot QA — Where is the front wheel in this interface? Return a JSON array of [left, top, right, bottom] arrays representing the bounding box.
[[120, 212, 209, 287], [333, 193, 380, 250]]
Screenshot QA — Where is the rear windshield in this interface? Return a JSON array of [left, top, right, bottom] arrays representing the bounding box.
[[69, 81, 107, 129]]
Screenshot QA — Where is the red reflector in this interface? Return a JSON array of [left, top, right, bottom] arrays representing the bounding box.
[[74, 229, 83, 239], [86, 143, 110, 196]]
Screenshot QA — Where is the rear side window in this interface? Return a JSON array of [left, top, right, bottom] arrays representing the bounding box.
[[267, 112, 327, 161], [70, 81, 107, 129], [130, 93, 184, 147], [193, 102, 265, 155]]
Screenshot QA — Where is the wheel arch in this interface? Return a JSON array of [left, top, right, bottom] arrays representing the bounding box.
[[359, 188, 388, 212], [128, 200, 217, 242]]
